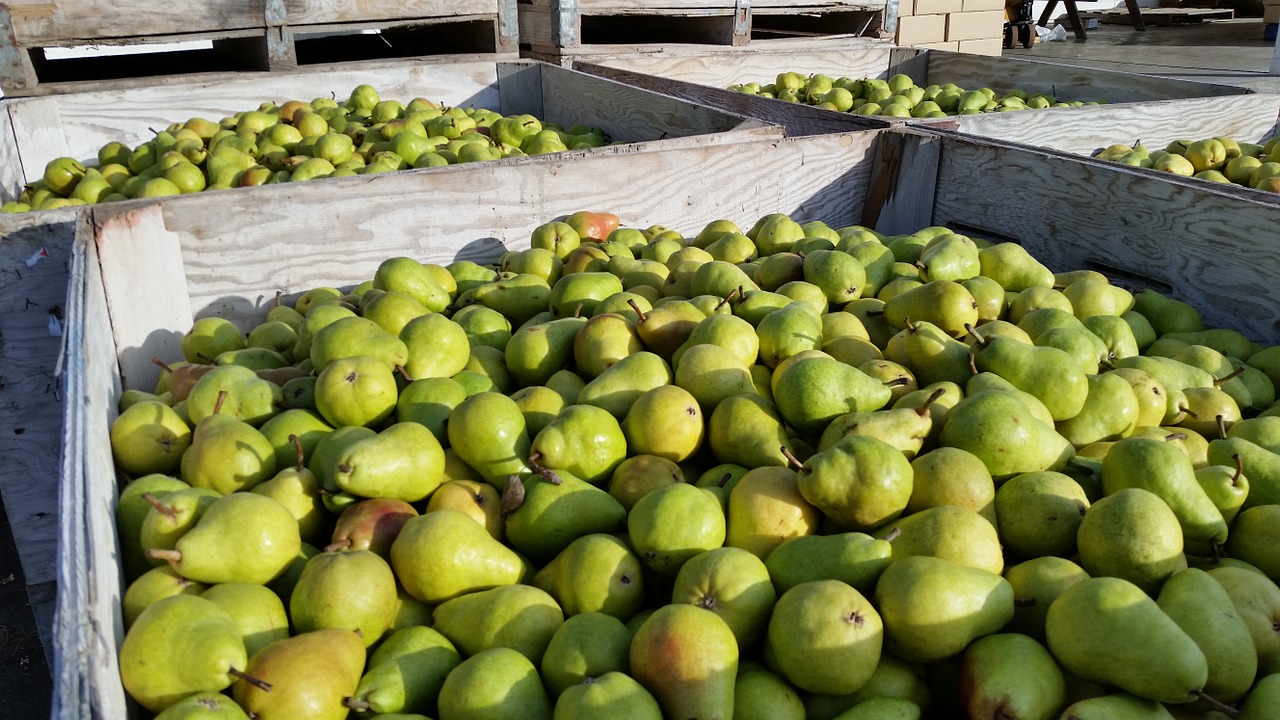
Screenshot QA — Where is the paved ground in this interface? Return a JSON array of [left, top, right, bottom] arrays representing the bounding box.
[[0, 496, 52, 718]]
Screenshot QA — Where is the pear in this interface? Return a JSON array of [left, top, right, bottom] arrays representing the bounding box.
[[1046, 576, 1208, 704], [1208, 566, 1280, 676], [891, 319, 974, 387], [553, 672, 663, 720], [328, 497, 417, 558], [446, 391, 531, 487], [674, 343, 757, 413], [533, 533, 645, 620], [1055, 372, 1140, 448], [773, 355, 893, 436], [505, 316, 587, 387], [149, 493, 300, 585], [1193, 457, 1249, 527], [123, 566, 207, 627], [1102, 436, 1227, 549], [1225, 505, 1280, 583], [437, 647, 552, 720], [257, 409, 332, 478], [725, 466, 820, 560], [374, 256, 449, 312], [250, 435, 326, 544], [882, 280, 979, 338], [633, 299, 707, 358], [578, 350, 673, 419], [830, 697, 921, 719], [399, 312, 470, 380], [874, 556, 1014, 663], [152, 691, 250, 719], [119, 595, 248, 713], [675, 312, 760, 368], [1239, 673, 1280, 719], [766, 580, 882, 695], [111, 400, 192, 477], [201, 583, 289, 659], [181, 316, 247, 364], [796, 435, 913, 532], [608, 455, 684, 512], [504, 472, 627, 561], [233, 629, 366, 720], [344, 626, 460, 717], [309, 316, 408, 374], [874, 505, 1003, 574], [733, 664, 805, 720], [549, 271, 624, 317], [803, 249, 867, 304], [290, 549, 397, 647], [181, 391, 277, 495], [118, 475, 190, 580], [977, 242, 1054, 291], [906, 447, 996, 527], [390, 508, 526, 603], [970, 329, 1088, 422], [1077, 487, 1185, 594], [628, 483, 726, 576], [331, 422, 445, 503], [1003, 556, 1090, 642], [765, 532, 892, 596], [630, 604, 738, 720], [672, 546, 777, 650], [938, 389, 1074, 481], [621, 384, 704, 462], [959, 633, 1066, 720], [529, 404, 628, 485], [817, 396, 940, 459], [994, 471, 1089, 559], [708, 393, 792, 469], [1157, 568, 1258, 703], [1058, 693, 1176, 719], [540, 612, 634, 697], [756, 302, 824, 370], [917, 234, 979, 283], [433, 584, 564, 664], [314, 355, 398, 428], [1107, 367, 1171, 428]]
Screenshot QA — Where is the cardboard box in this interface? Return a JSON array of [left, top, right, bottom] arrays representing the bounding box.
[[914, 0, 963, 14], [913, 41, 962, 50], [1266, 5, 1280, 22], [897, 0, 916, 16], [897, 14, 948, 44], [946, 10, 1006, 41], [963, 0, 1008, 11], [958, 38, 1004, 55]]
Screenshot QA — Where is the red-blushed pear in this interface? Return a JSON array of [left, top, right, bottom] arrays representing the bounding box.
[[233, 628, 365, 720], [630, 604, 738, 720]]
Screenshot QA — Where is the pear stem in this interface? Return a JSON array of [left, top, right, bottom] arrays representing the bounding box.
[[212, 390, 228, 416], [881, 527, 902, 543], [573, 302, 584, 319], [324, 538, 352, 553], [964, 322, 987, 347], [395, 365, 413, 382], [197, 352, 217, 364], [968, 351, 979, 376], [1193, 691, 1240, 718], [342, 697, 372, 711], [501, 475, 525, 515], [1214, 365, 1246, 385], [883, 377, 912, 388], [903, 316, 916, 332], [151, 357, 174, 374], [779, 446, 808, 473], [916, 387, 946, 416], [718, 472, 733, 488], [229, 667, 273, 692], [1180, 406, 1199, 420], [289, 434, 305, 473], [274, 290, 282, 307], [147, 548, 182, 563], [1211, 540, 1223, 564], [627, 299, 647, 324], [142, 493, 177, 520], [1232, 453, 1244, 486], [1164, 432, 1188, 442], [716, 287, 739, 310], [1216, 415, 1228, 440]]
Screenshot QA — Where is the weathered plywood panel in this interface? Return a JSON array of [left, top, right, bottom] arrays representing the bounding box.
[[10, 1, 263, 44], [285, 0, 498, 25], [584, 46, 899, 89]]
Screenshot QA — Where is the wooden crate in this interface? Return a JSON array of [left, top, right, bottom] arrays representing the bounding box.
[[55, 124, 1280, 716], [0, 0, 522, 97], [575, 44, 1253, 136], [516, 0, 888, 65], [0, 57, 781, 203]]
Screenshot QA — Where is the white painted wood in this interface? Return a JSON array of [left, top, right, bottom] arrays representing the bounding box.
[[6, 96, 68, 191], [0, 106, 26, 201]]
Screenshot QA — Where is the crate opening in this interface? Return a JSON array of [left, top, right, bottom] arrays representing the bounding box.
[[294, 21, 498, 64], [27, 42, 260, 87], [750, 9, 883, 39], [575, 14, 739, 46]]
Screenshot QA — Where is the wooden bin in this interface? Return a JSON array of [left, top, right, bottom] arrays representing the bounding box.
[[0, 57, 781, 202], [57, 125, 1280, 717], [516, 0, 889, 65], [575, 44, 1253, 136], [0, 0, 522, 97]]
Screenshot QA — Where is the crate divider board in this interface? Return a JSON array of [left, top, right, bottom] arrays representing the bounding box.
[[0, 0, 521, 97], [576, 44, 1252, 135], [0, 58, 781, 202]]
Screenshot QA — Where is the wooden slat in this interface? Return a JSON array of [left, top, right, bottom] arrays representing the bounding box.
[[928, 135, 1280, 341], [944, 93, 1280, 157], [863, 129, 944, 234], [6, 96, 67, 191], [285, 0, 499, 25], [497, 61, 546, 118], [11, 1, 265, 44], [0, 105, 27, 202], [582, 45, 899, 89]]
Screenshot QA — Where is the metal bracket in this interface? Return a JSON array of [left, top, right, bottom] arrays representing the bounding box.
[[733, 0, 751, 45], [264, 0, 293, 68]]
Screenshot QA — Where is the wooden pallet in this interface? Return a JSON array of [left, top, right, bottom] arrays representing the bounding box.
[[0, 0, 520, 97], [517, 0, 886, 65], [1076, 6, 1233, 25]]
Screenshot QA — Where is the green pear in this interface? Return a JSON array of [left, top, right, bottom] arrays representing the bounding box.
[[977, 242, 1054, 291], [766, 580, 883, 695], [390, 508, 525, 603], [673, 343, 757, 414], [533, 533, 645, 620], [396, 376, 467, 444], [830, 697, 921, 720], [817, 398, 938, 459], [1193, 457, 1249, 527], [150, 493, 299, 585], [332, 422, 445, 503], [725, 466, 821, 560], [890, 319, 974, 387], [1208, 566, 1280, 675], [540, 612, 634, 697], [309, 316, 408, 374], [959, 633, 1066, 720], [733, 663, 805, 720], [118, 475, 190, 580], [796, 435, 913, 532], [708, 393, 792, 469], [374, 256, 449, 312], [361, 289, 427, 336], [290, 549, 397, 647], [181, 316, 247, 364], [553, 672, 662, 720], [200, 583, 289, 659], [634, 300, 708, 358], [153, 691, 250, 719], [1058, 693, 1176, 720], [181, 397, 276, 495], [675, 312, 759, 369], [906, 447, 996, 527], [1046, 576, 1208, 704], [628, 483, 726, 576], [1239, 673, 1280, 720], [511, 385, 566, 437], [139, 487, 221, 565], [994, 471, 1089, 559], [673, 546, 777, 650], [505, 472, 627, 561], [314, 355, 398, 428], [529, 404, 628, 485], [573, 312, 643, 378], [119, 595, 247, 713], [473, 273, 554, 326], [433, 584, 563, 664], [233, 629, 366, 720], [399, 312, 470, 380], [1158, 568, 1258, 704], [1003, 556, 1090, 642], [1078, 487, 1186, 594], [1055, 372, 1140, 448], [802, 249, 867, 304], [344, 626, 460, 717], [874, 505, 1003, 574], [765, 532, 892, 596], [1226, 505, 1280, 585], [971, 330, 1088, 422], [917, 234, 980, 283], [1102, 436, 1227, 548], [621, 384, 705, 462], [874, 556, 1014, 663], [1107, 367, 1171, 428], [185, 364, 281, 427], [452, 303, 512, 350], [756, 302, 824, 370], [505, 316, 587, 387], [1208, 436, 1280, 510], [446, 391, 531, 487], [882, 280, 979, 339], [608, 455, 684, 512], [938, 390, 1075, 481], [549, 271, 625, 318], [437, 647, 552, 720], [773, 355, 892, 436], [111, 401, 192, 477], [579, 350, 673, 419], [630, 604, 738, 720], [257, 408, 332, 476], [123, 566, 207, 627]]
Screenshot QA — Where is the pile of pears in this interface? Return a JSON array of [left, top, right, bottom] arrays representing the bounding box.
[[1096, 136, 1280, 193], [728, 72, 1104, 118], [109, 206, 1280, 720], [5, 84, 611, 213]]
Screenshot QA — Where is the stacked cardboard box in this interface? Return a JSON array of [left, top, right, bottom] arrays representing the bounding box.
[[895, 0, 1005, 55], [1266, 0, 1280, 25]]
